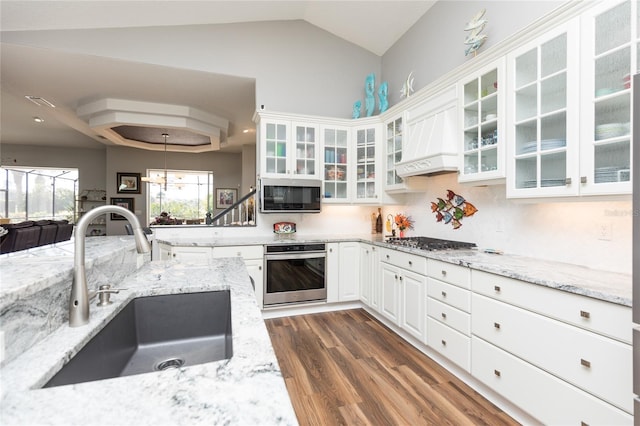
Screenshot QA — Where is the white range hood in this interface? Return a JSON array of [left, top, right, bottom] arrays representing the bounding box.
[[396, 85, 459, 177]]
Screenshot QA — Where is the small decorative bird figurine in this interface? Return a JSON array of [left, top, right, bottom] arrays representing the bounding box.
[[400, 71, 415, 98]]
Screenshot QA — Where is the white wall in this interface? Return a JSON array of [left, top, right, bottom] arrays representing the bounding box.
[[1, 143, 105, 191], [382, 1, 563, 107]]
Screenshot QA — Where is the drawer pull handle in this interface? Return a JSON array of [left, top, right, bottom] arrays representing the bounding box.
[[580, 310, 590, 319], [441, 340, 447, 346], [441, 270, 447, 276], [441, 312, 447, 319], [494, 285, 501, 292], [494, 369, 501, 377], [580, 359, 591, 368], [441, 291, 447, 297], [494, 322, 501, 330]]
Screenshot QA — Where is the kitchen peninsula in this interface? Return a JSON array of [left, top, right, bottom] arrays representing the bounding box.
[[0, 237, 297, 426]]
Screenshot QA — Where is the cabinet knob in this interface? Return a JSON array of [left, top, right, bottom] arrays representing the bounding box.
[[172, 253, 176, 257], [399, 276, 403, 281], [494, 369, 501, 377], [366, 250, 369, 254], [408, 261, 413, 266], [580, 310, 590, 319], [441, 291, 447, 297], [580, 176, 587, 184], [386, 254, 390, 259], [494, 285, 501, 292], [494, 322, 501, 330], [259, 266, 262, 270], [329, 248, 333, 252], [441, 270, 447, 277], [441, 339, 447, 346], [395, 274, 398, 279], [580, 358, 591, 368], [441, 312, 447, 319], [236, 252, 241, 256]]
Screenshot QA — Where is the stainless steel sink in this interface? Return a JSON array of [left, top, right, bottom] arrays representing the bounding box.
[[44, 290, 232, 387]]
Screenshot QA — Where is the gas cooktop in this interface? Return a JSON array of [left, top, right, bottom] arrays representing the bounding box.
[[385, 236, 477, 251]]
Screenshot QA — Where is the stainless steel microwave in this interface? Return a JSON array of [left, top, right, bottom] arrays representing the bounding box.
[[260, 178, 322, 213]]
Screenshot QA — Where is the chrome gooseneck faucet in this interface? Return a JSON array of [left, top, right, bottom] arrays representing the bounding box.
[[69, 205, 151, 327]]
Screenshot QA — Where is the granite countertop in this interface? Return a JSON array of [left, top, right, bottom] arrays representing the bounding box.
[[0, 257, 298, 426], [156, 233, 632, 307]]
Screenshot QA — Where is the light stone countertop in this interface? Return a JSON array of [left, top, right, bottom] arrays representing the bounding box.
[[0, 256, 298, 426], [157, 233, 632, 307]]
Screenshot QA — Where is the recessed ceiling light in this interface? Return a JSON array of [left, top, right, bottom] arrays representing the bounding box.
[[25, 95, 56, 108], [33, 117, 44, 123]]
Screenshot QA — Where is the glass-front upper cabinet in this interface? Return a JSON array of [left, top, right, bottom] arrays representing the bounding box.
[[258, 114, 319, 179], [506, 20, 580, 198], [353, 123, 380, 202], [322, 125, 350, 202], [385, 116, 404, 188], [261, 119, 289, 176], [580, 0, 637, 195], [459, 58, 506, 184], [291, 122, 319, 178]]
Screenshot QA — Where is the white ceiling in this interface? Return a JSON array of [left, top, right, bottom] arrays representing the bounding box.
[[0, 1, 436, 153]]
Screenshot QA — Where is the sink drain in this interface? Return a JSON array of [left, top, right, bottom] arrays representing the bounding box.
[[155, 358, 185, 371]]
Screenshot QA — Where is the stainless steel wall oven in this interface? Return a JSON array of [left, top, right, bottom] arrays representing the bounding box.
[[263, 243, 327, 306]]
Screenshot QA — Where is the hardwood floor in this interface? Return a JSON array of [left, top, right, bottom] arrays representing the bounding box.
[[265, 309, 519, 426]]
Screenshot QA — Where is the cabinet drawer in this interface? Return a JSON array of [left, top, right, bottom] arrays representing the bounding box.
[[426, 278, 470, 312], [427, 259, 470, 289], [379, 248, 427, 275], [472, 337, 632, 425], [472, 294, 632, 413], [472, 269, 632, 343], [212, 245, 264, 260], [427, 297, 470, 336], [426, 317, 470, 372]]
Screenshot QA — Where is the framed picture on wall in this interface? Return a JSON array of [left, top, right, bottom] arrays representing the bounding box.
[[116, 172, 141, 194], [110, 197, 134, 220], [216, 188, 237, 209]]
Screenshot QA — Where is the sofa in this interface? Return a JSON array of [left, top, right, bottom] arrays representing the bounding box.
[[0, 220, 74, 254]]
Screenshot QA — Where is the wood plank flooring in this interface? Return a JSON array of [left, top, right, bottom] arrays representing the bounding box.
[[265, 309, 519, 426]]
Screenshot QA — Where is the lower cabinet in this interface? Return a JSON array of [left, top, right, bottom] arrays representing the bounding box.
[[327, 242, 360, 303], [359, 243, 379, 309], [211, 245, 264, 307], [472, 336, 632, 425]]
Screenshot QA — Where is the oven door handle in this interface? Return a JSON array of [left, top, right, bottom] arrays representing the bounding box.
[[265, 252, 326, 260]]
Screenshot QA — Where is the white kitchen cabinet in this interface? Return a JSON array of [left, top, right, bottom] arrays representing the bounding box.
[[385, 115, 404, 188], [472, 336, 632, 425], [159, 244, 212, 261], [353, 122, 382, 203], [579, 0, 637, 195], [459, 58, 506, 185], [212, 245, 264, 307], [257, 113, 319, 179], [400, 269, 426, 341], [326, 242, 360, 303], [321, 124, 351, 202], [379, 248, 427, 341], [380, 262, 401, 325], [359, 243, 378, 310], [506, 19, 581, 198]]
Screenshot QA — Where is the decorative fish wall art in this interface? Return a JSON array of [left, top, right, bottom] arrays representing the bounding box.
[[431, 190, 478, 229]]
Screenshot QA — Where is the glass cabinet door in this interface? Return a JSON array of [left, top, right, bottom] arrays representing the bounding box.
[[264, 121, 288, 175], [293, 123, 317, 177], [507, 20, 579, 198], [460, 59, 505, 184], [385, 117, 403, 186], [322, 126, 349, 201], [580, 0, 636, 195], [355, 126, 377, 200]]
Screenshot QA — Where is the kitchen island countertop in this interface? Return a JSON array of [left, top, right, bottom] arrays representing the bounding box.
[[0, 256, 297, 426]]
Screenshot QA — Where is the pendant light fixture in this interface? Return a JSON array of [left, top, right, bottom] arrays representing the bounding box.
[[142, 132, 169, 190]]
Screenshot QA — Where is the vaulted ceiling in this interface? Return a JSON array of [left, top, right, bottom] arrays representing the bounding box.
[[0, 1, 436, 153]]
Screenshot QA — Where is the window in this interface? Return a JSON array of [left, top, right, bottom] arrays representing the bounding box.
[[147, 169, 214, 224], [0, 167, 78, 222]]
